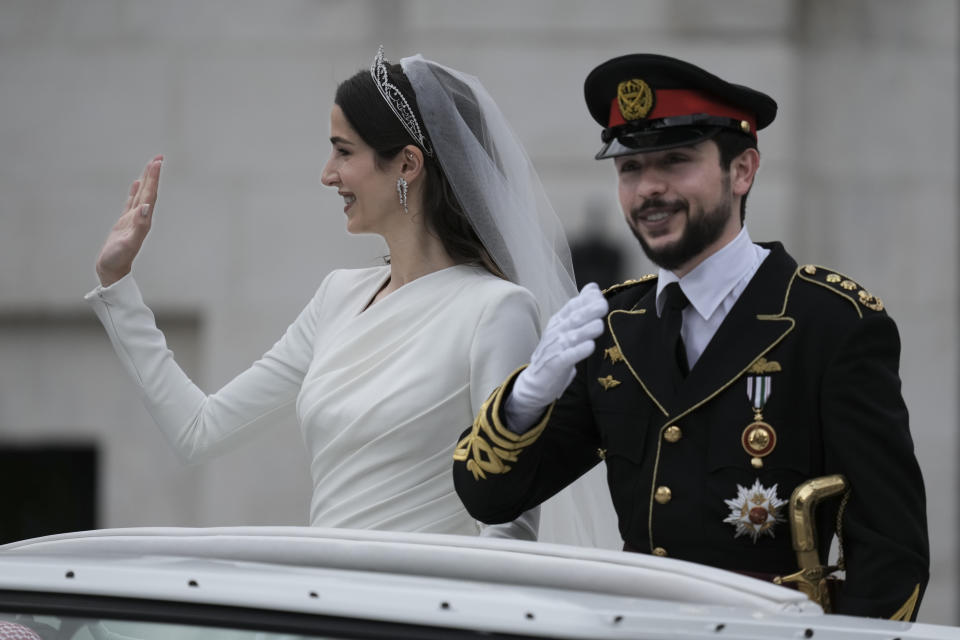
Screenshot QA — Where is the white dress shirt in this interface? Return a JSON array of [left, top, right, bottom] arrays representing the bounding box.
[[655, 226, 770, 369]]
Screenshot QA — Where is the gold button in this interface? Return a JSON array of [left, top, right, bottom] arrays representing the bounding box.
[[653, 546, 667, 557], [663, 425, 682, 443], [655, 486, 672, 504]]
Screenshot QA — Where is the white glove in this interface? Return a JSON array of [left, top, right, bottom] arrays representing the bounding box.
[[505, 283, 609, 434]]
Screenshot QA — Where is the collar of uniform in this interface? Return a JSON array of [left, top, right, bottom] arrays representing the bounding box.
[[655, 226, 767, 320]]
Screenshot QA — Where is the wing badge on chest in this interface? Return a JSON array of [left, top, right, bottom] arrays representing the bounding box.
[[604, 345, 625, 364], [597, 344, 626, 390], [597, 375, 621, 390]]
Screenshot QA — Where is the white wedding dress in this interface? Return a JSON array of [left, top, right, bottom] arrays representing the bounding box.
[[86, 264, 541, 537]]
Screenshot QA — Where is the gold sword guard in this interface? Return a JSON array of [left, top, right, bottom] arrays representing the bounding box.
[[773, 474, 848, 611]]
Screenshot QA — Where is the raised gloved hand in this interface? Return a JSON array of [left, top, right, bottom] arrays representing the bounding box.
[[505, 283, 609, 434]]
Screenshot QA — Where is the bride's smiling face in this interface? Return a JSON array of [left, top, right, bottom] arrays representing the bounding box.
[[321, 105, 401, 235]]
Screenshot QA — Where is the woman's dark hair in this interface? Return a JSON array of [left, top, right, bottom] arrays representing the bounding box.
[[334, 64, 505, 279], [712, 130, 757, 224]]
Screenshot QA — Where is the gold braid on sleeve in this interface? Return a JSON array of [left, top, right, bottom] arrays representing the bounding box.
[[453, 366, 553, 480], [889, 584, 921, 621]]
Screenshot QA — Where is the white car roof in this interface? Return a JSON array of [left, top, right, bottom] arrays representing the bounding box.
[[0, 527, 954, 639]]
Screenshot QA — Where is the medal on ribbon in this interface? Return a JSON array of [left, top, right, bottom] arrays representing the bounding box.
[[742, 358, 779, 469]]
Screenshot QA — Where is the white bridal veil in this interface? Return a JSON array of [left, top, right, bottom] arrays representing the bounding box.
[[401, 54, 621, 550]]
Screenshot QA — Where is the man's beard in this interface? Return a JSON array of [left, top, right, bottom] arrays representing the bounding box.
[[630, 187, 733, 272]]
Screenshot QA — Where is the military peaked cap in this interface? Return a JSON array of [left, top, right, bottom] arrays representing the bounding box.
[[584, 53, 777, 159]]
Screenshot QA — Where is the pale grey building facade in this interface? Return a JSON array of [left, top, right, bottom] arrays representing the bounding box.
[[0, 0, 956, 624]]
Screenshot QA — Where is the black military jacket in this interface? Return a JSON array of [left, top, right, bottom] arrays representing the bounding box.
[[454, 242, 929, 620]]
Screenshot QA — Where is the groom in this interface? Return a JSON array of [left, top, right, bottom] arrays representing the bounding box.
[[453, 52, 929, 620]]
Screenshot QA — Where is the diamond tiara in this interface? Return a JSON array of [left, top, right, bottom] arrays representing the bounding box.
[[370, 46, 434, 157]]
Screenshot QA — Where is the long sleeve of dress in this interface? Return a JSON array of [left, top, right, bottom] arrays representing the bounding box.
[[84, 273, 322, 462]]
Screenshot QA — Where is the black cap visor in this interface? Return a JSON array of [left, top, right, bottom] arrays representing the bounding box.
[[595, 126, 721, 159], [595, 114, 754, 160]]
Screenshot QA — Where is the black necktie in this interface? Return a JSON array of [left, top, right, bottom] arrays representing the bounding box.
[[661, 282, 690, 385]]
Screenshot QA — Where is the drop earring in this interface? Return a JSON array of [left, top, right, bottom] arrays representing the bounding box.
[[397, 177, 408, 214]]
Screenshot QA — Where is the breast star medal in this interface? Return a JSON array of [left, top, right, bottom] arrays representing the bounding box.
[[743, 359, 779, 469], [723, 479, 786, 542]]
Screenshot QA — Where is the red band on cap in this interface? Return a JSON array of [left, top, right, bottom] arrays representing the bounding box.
[[609, 89, 757, 138]]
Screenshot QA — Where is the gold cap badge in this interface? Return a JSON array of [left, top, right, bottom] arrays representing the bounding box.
[[617, 78, 654, 121]]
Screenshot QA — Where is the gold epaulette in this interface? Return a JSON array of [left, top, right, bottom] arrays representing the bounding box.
[[796, 265, 885, 317], [602, 274, 657, 298]]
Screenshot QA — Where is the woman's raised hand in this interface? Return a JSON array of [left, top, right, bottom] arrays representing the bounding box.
[[95, 155, 163, 287]]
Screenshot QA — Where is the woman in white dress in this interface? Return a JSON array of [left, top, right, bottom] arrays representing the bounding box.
[[85, 48, 607, 540]]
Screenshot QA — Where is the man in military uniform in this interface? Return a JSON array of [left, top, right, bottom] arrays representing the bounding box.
[[453, 53, 929, 620]]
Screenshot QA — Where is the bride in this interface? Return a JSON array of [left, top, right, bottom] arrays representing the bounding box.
[[87, 47, 618, 545]]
